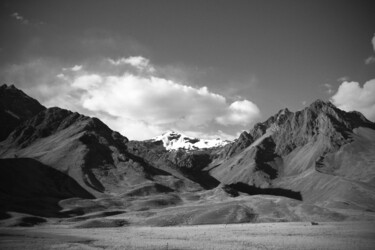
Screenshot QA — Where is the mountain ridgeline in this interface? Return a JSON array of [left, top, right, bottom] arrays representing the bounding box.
[[0, 84, 45, 141], [1, 84, 375, 225]]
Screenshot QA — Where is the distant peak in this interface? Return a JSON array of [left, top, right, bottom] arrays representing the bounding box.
[[153, 131, 230, 151], [1, 84, 17, 90], [277, 108, 291, 116], [311, 98, 326, 104], [309, 99, 334, 108], [305, 99, 338, 114]]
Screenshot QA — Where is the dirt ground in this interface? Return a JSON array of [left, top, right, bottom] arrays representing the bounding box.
[[1, 221, 375, 250]]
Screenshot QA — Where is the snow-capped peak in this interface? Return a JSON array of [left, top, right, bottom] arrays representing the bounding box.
[[152, 131, 230, 151]]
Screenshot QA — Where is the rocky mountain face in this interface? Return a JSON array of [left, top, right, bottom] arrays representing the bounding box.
[[0, 87, 215, 217], [1, 85, 375, 224], [206, 100, 375, 207], [0, 106, 201, 197], [0, 84, 45, 141]]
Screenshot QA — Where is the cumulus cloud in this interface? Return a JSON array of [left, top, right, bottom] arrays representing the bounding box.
[[72, 74, 101, 89], [330, 79, 375, 121], [72, 74, 227, 126], [108, 56, 155, 72], [99, 116, 164, 141], [216, 100, 260, 126]]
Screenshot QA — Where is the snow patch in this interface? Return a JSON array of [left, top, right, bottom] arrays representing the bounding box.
[[153, 131, 230, 151]]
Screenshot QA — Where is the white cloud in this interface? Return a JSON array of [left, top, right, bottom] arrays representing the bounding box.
[[108, 56, 155, 72], [0, 59, 67, 102], [372, 33, 375, 52], [99, 116, 164, 141], [73, 74, 228, 126], [63, 65, 83, 71], [11, 12, 29, 24], [72, 74, 102, 90], [216, 100, 260, 126], [71, 65, 83, 71], [331, 79, 375, 121]]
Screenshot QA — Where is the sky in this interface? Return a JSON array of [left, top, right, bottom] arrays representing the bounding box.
[[0, 0, 374, 140]]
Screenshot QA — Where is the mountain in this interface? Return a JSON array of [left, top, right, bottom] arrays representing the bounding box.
[[152, 131, 230, 150], [206, 100, 375, 209], [0, 89, 212, 217], [0, 84, 45, 141], [0, 107, 192, 197], [1, 85, 375, 225]]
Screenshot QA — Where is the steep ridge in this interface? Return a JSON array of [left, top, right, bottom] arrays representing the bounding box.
[[0, 107, 183, 197], [207, 100, 375, 209], [0, 84, 45, 141]]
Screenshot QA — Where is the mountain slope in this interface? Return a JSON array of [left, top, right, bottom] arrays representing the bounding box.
[[0, 84, 45, 141], [0, 107, 183, 197], [0, 158, 94, 217], [206, 100, 375, 209]]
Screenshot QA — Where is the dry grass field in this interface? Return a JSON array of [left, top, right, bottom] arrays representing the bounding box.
[[1, 221, 375, 250]]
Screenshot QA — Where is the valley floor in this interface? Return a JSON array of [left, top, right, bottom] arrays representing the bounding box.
[[1, 221, 375, 250]]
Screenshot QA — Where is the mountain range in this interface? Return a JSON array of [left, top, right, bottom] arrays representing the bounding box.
[[1, 84, 374, 226]]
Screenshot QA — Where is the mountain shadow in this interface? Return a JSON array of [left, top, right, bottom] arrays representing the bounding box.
[[182, 169, 221, 189], [228, 182, 303, 201], [0, 158, 94, 218]]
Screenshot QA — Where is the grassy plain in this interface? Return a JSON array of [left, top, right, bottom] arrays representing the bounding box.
[[1, 221, 375, 250]]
